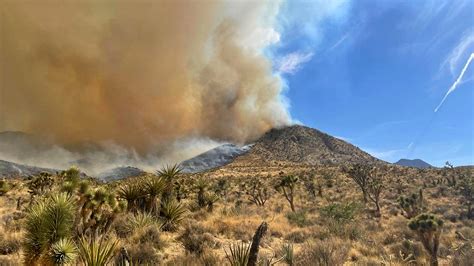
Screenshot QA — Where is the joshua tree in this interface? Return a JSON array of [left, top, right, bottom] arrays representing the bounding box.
[[347, 164, 385, 216], [275, 175, 298, 212], [243, 178, 271, 206], [366, 172, 384, 217], [27, 172, 55, 198], [23, 193, 77, 264], [443, 161, 457, 187], [346, 164, 372, 202], [409, 213, 443, 266], [458, 173, 474, 219], [398, 189, 424, 219], [194, 178, 219, 211]]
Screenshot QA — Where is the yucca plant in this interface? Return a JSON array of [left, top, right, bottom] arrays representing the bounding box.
[[117, 180, 145, 212], [160, 200, 187, 231], [49, 238, 78, 265], [281, 243, 294, 266], [225, 242, 250, 266], [157, 164, 181, 205], [125, 211, 160, 234], [78, 236, 119, 266], [23, 193, 77, 264], [144, 175, 167, 213]]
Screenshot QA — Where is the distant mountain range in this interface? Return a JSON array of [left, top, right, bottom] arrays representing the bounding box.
[[395, 159, 433, 169]]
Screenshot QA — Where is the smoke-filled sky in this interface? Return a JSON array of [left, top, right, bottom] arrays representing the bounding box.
[[0, 0, 473, 170], [0, 0, 290, 151]]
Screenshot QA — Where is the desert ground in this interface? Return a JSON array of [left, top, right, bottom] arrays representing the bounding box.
[[0, 161, 472, 265]]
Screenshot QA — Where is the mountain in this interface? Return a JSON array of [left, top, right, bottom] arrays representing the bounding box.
[[233, 125, 379, 166], [0, 159, 58, 178], [180, 144, 252, 173], [395, 159, 433, 169], [97, 166, 146, 181]]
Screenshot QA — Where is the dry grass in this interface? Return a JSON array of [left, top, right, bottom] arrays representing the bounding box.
[[0, 165, 472, 265]]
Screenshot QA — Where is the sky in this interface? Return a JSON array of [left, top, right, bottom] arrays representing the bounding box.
[[270, 0, 474, 167]]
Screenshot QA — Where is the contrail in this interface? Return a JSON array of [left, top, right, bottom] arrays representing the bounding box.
[[435, 52, 474, 112]]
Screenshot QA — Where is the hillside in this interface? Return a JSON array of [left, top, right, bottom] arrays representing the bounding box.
[[232, 125, 379, 166], [180, 144, 251, 173], [0, 159, 57, 178], [395, 158, 433, 169]]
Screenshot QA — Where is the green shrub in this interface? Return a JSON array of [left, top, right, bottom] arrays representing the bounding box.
[[286, 210, 310, 227], [320, 202, 360, 223]]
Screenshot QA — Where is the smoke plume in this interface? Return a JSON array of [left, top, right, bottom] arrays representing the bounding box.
[[0, 1, 291, 171]]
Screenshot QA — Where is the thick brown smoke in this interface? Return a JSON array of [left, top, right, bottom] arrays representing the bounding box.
[[0, 0, 290, 153]]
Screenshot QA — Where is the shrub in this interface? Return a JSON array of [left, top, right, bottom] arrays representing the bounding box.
[[0, 235, 21, 255], [0, 180, 11, 196], [296, 238, 350, 266], [128, 245, 161, 264], [136, 226, 164, 250], [320, 202, 359, 223], [286, 210, 310, 227], [178, 223, 216, 255]]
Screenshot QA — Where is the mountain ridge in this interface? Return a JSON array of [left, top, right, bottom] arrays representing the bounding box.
[[395, 158, 433, 169]]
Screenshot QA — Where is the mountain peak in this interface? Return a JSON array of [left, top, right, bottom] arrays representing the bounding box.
[[235, 125, 379, 166], [395, 159, 433, 169]]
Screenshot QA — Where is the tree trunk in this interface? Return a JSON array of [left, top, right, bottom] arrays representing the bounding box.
[[429, 254, 438, 266], [248, 222, 268, 266]]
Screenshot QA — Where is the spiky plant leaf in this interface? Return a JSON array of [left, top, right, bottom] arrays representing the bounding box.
[[160, 200, 187, 231], [78, 236, 119, 266], [225, 242, 250, 266], [125, 212, 160, 234], [23, 193, 77, 264], [49, 238, 78, 265]]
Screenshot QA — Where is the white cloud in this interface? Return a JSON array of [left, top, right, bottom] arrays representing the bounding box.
[[276, 51, 314, 74]]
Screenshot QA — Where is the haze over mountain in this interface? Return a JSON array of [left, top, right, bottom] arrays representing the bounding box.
[[1, 125, 381, 178], [395, 159, 433, 169]]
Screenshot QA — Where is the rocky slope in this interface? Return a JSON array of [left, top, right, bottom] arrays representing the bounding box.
[[232, 125, 379, 166], [180, 144, 251, 173], [0, 160, 57, 178]]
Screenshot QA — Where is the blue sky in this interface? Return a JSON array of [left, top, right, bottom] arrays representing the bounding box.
[[271, 0, 473, 166]]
